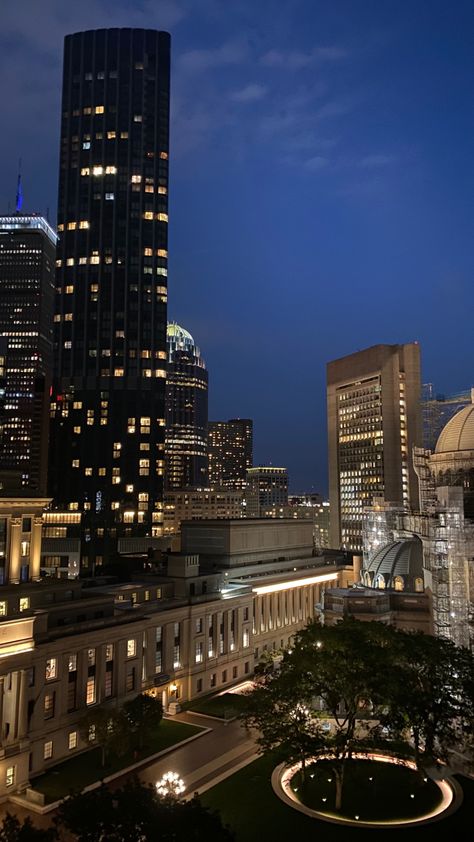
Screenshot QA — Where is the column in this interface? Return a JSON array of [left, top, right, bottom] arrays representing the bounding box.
[[29, 516, 43, 581], [17, 670, 28, 740], [8, 518, 22, 584]]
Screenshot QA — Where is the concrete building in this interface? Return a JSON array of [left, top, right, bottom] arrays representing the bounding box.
[[327, 343, 422, 551], [245, 466, 288, 518], [0, 216, 56, 493], [208, 419, 252, 490], [0, 509, 353, 801], [165, 323, 208, 490], [163, 488, 244, 539]]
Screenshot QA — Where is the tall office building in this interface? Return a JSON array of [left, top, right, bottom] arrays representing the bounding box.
[[421, 383, 473, 451], [245, 466, 288, 517], [208, 419, 252, 489], [49, 29, 171, 566], [327, 343, 422, 551], [0, 215, 56, 493], [165, 322, 208, 489]]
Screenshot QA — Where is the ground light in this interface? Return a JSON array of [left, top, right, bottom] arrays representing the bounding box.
[[156, 771, 186, 799]]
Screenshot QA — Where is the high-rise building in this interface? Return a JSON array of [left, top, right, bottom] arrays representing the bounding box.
[[421, 383, 473, 451], [208, 419, 252, 489], [0, 215, 56, 493], [327, 343, 422, 551], [165, 322, 208, 489], [49, 29, 171, 567], [245, 466, 288, 517]]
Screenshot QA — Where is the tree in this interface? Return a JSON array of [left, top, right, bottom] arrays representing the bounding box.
[[0, 814, 56, 841], [122, 693, 163, 750], [55, 779, 234, 842], [79, 707, 129, 768]]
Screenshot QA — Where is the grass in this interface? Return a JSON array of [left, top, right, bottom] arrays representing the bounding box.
[[32, 720, 201, 803], [201, 753, 474, 841], [294, 758, 441, 821], [185, 692, 249, 719]]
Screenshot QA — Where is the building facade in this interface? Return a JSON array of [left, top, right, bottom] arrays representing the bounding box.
[[163, 488, 244, 539], [327, 343, 422, 551], [422, 383, 473, 451], [165, 323, 208, 490], [208, 419, 252, 489], [245, 466, 288, 517], [0, 216, 56, 493], [48, 29, 171, 567]]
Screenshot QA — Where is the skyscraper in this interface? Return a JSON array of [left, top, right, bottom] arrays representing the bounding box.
[[208, 419, 253, 489], [0, 215, 56, 493], [49, 29, 171, 566], [245, 466, 288, 517], [165, 322, 208, 489], [327, 343, 422, 551]]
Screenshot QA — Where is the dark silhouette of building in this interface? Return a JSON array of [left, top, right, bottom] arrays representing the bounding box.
[[327, 343, 422, 551], [0, 215, 56, 493], [165, 323, 208, 489], [49, 28, 171, 567], [208, 419, 253, 489]]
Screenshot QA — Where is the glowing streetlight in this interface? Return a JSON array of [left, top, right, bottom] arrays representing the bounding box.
[[156, 771, 185, 799]]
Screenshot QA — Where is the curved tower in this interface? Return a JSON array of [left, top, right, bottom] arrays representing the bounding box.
[[49, 29, 171, 566], [165, 322, 208, 489]]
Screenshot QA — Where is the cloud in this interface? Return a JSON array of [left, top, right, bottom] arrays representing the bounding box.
[[230, 83, 267, 103], [261, 45, 348, 69], [304, 155, 329, 172], [178, 40, 248, 72], [358, 153, 397, 168]]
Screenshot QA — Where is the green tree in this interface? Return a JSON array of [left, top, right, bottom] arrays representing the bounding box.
[[79, 707, 129, 768], [0, 814, 56, 841], [55, 779, 234, 841], [122, 692, 163, 750]]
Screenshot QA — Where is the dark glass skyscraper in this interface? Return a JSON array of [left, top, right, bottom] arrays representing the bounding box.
[[49, 29, 170, 566], [0, 215, 56, 493], [208, 419, 253, 489], [165, 323, 208, 489]]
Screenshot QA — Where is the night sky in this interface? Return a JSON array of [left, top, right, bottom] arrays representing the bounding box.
[[1, 0, 473, 492]]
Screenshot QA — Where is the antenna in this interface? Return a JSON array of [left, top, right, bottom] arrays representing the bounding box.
[[15, 158, 23, 213]]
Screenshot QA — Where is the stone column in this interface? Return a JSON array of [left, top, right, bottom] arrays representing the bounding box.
[[29, 516, 43, 581], [17, 670, 28, 739], [8, 518, 22, 584]]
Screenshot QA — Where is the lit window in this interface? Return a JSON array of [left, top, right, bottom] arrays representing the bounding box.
[[19, 597, 30, 612], [68, 654, 77, 672], [134, 114, 142, 122], [81, 167, 90, 176], [95, 105, 104, 114], [83, 141, 91, 150], [43, 741, 53, 760], [64, 313, 73, 321], [93, 166, 103, 176], [105, 166, 116, 174], [121, 131, 128, 139], [156, 369, 166, 378], [144, 247, 153, 256], [157, 186, 167, 195], [114, 368, 124, 377], [131, 175, 142, 183], [67, 221, 77, 230], [107, 131, 116, 139], [5, 767, 15, 787], [125, 484, 134, 492], [127, 639, 136, 657], [86, 678, 96, 706], [45, 659, 57, 681], [157, 249, 168, 257], [65, 285, 74, 293], [106, 644, 114, 661], [68, 732, 77, 750], [143, 211, 153, 220], [88, 724, 96, 742], [79, 220, 89, 229], [90, 255, 100, 264], [105, 193, 115, 200], [67, 258, 75, 266], [0, 601, 7, 616], [157, 213, 168, 222], [160, 151, 168, 160]]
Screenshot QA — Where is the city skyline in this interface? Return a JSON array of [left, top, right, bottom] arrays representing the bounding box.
[[1, 1, 473, 491]]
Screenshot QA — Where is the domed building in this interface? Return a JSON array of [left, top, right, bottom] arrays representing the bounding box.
[[429, 402, 474, 519], [362, 537, 424, 592]]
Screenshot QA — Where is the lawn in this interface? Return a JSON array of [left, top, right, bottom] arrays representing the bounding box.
[[32, 720, 201, 803], [186, 692, 249, 719], [201, 753, 474, 842]]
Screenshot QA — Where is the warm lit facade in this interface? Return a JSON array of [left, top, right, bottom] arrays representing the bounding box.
[[422, 383, 473, 451], [208, 418, 252, 489], [49, 28, 171, 568], [0, 216, 56, 493], [0, 512, 352, 801], [165, 323, 208, 490], [245, 466, 288, 517], [163, 488, 244, 537], [327, 343, 422, 551]]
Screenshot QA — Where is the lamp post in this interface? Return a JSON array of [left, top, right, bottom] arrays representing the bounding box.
[[156, 771, 185, 800]]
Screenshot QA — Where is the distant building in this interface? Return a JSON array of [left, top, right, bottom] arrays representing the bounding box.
[[0, 215, 56, 493], [421, 383, 473, 451], [163, 488, 244, 537], [287, 494, 330, 549], [165, 323, 208, 490], [246, 466, 288, 517], [327, 343, 422, 551], [208, 419, 252, 489]]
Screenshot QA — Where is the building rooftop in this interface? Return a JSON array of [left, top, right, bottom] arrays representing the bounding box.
[[435, 400, 474, 454]]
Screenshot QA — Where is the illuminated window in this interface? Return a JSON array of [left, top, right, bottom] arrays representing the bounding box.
[[64, 313, 73, 321], [157, 186, 167, 195], [43, 741, 53, 760], [160, 151, 168, 160], [45, 659, 57, 681], [67, 221, 77, 230], [95, 105, 104, 114], [143, 247, 153, 256], [82, 141, 90, 150], [68, 654, 77, 672], [157, 213, 168, 222], [107, 131, 116, 139], [106, 644, 114, 661], [79, 220, 89, 229], [114, 368, 124, 377], [124, 511, 134, 524], [84, 468, 92, 477], [88, 724, 96, 742], [143, 211, 153, 220], [68, 731, 77, 750], [105, 193, 115, 200], [121, 131, 128, 139], [0, 601, 7, 616], [127, 639, 136, 657], [81, 167, 90, 176], [98, 467, 106, 476], [6, 767, 15, 787], [156, 369, 166, 378], [65, 285, 74, 293], [105, 165, 116, 174], [131, 175, 142, 183], [44, 692, 54, 718], [93, 166, 103, 176], [133, 114, 142, 122], [19, 597, 30, 612], [67, 258, 75, 266], [125, 484, 134, 493], [90, 255, 100, 264], [86, 678, 96, 705]]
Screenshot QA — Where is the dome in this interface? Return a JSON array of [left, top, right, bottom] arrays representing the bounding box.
[[363, 537, 424, 592], [167, 322, 194, 345], [435, 403, 474, 454]]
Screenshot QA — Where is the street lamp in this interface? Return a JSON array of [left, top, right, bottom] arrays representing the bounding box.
[[156, 771, 185, 799]]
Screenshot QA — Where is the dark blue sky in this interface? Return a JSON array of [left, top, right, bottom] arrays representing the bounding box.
[[1, 1, 473, 492]]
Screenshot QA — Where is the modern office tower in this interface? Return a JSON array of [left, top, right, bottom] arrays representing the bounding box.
[[245, 466, 288, 517], [421, 383, 473, 451], [327, 343, 422, 551], [208, 419, 253, 489], [0, 215, 56, 493], [163, 487, 244, 537], [165, 322, 208, 490], [49, 29, 171, 567]]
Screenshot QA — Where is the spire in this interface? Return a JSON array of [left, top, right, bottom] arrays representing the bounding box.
[[15, 159, 23, 213]]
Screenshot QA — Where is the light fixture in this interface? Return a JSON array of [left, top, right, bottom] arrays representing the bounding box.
[[156, 771, 185, 799]]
